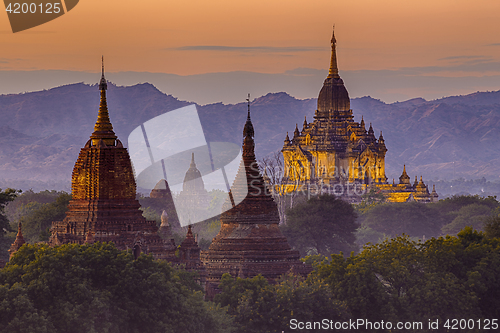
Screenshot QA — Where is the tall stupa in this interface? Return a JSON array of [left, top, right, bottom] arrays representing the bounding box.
[[201, 99, 310, 298], [49, 59, 176, 259]]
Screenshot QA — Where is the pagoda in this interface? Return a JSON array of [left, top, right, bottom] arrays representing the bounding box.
[[49, 59, 176, 260], [281, 28, 439, 203], [282, 28, 388, 195], [201, 99, 310, 298]]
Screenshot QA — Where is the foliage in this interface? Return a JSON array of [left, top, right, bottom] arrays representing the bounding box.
[[215, 273, 349, 333], [138, 195, 180, 228], [5, 189, 64, 223], [484, 216, 500, 238], [16, 192, 71, 243], [432, 195, 499, 230], [441, 203, 492, 235], [139, 206, 161, 224], [355, 195, 500, 244], [0, 242, 233, 333], [0, 188, 21, 262], [0, 188, 21, 232], [356, 188, 386, 214], [354, 225, 387, 246], [312, 229, 500, 328], [361, 201, 439, 239], [281, 194, 358, 257]]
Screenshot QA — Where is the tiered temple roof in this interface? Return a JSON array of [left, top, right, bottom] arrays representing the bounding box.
[[282, 28, 388, 187], [48, 60, 176, 260], [201, 100, 310, 299]]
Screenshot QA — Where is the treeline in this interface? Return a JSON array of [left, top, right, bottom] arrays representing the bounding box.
[[211, 227, 500, 332], [1, 242, 233, 333], [2, 227, 499, 332], [356, 191, 500, 245]]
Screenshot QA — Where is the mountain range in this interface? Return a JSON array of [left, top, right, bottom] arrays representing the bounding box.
[[0, 82, 499, 192]]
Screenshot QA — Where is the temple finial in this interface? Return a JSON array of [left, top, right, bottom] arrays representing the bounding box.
[[243, 94, 254, 139], [190, 152, 196, 167], [328, 25, 340, 79], [99, 56, 107, 91], [91, 57, 116, 146]]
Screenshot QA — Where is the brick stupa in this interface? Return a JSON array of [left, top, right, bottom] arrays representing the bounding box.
[[201, 99, 310, 298], [49, 60, 176, 260]]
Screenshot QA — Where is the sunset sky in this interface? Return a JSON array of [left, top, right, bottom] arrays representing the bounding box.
[[1, 0, 500, 103]]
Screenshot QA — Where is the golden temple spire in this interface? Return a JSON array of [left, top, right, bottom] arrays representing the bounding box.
[[91, 56, 117, 146], [328, 25, 340, 79]]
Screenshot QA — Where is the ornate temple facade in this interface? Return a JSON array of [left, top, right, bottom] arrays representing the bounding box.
[[381, 166, 439, 203], [48, 62, 177, 260], [282, 29, 387, 195], [282, 29, 437, 203], [201, 105, 310, 299]]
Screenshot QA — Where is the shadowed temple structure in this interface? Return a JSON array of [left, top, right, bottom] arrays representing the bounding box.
[[201, 100, 310, 299], [282, 28, 437, 203], [48, 60, 177, 259]]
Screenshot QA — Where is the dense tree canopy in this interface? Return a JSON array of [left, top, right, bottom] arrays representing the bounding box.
[[17, 192, 71, 242], [356, 195, 500, 244], [360, 201, 438, 239], [0, 242, 232, 333], [312, 228, 500, 330], [215, 273, 349, 333], [281, 194, 358, 256]]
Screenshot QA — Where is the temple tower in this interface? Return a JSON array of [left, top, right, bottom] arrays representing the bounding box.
[[201, 101, 310, 298], [49, 60, 176, 259], [282, 28, 388, 193]]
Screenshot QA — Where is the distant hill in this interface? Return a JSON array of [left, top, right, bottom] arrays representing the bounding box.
[[0, 82, 499, 192]]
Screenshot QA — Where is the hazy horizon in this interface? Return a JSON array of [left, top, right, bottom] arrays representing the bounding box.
[[1, 0, 500, 104], [2, 68, 500, 105]]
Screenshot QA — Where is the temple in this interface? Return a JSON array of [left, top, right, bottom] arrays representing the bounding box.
[[175, 153, 211, 224], [282, 28, 437, 203], [201, 100, 310, 299], [378, 166, 439, 203], [48, 59, 177, 260]]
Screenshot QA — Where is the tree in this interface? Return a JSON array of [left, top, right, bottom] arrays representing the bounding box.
[[312, 229, 500, 329], [281, 194, 357, 257], [1, 242, 233, 333], [355, 187, 386, 214], [259, 152, 300, 224], [361, 201, 440, 239], [0, 188, 20, 232], [0, 188, 21, 262], [17, 192, 71, 242], [215, 273, 349, 333], [484, 216, 500, 238], [441, 203, 492, 235]]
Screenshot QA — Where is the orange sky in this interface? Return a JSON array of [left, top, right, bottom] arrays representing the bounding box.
[[1, 0, 500, 76]]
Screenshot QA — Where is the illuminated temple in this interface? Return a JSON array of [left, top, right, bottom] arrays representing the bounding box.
[[48, 61, 177, 259], [282, 29, 437, 203]]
